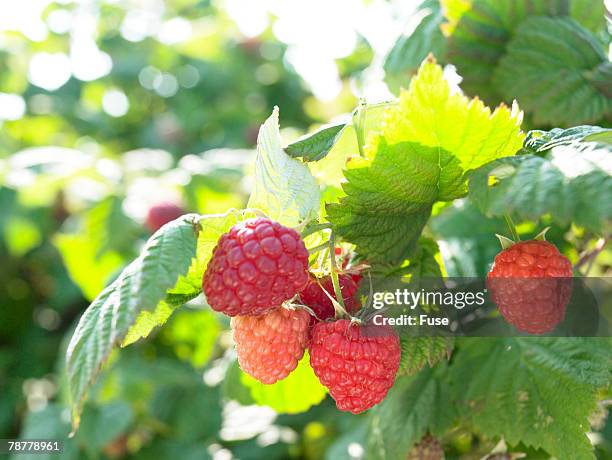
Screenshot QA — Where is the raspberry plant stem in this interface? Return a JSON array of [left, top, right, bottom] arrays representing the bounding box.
[[353, 98, 367, 158], [301, 222, 333, 238], [308, 241, 329, 255], [504, 214, 520, 242], [328, 232, 349, 316]]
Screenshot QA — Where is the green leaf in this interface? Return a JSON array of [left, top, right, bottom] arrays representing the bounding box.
[[133, 440, 212, 460], [369, 237, 444, 294], [222, 360, 256, 406], [123, 211, 239, 346], [367, 366, 455, 460], [14, 404, 78, 460], [78, 402, 133, 452], [86, 196, 139, 257], [54, 197, 140, 301], [240, 352, 327, 414], [162, 309, 220, 368], [449, 338, 612, 459], [328, 58, 524, 263], [285, 123, 346, 162], [468, 142, 612, 232], [492, 17, 611, 126], [382, 57, 525, 165], [122, 301, 175, 347], [4, 216, 42, 257], [523, 125, 612, 154], [308, 100, 396, 187], [399, 336, 454, 376], [384, 0, 446, 94], [441, 0, 606, 104], [589, 61, 612, 98], [327, 141, 450, 263], [247, 107, 321, 226], [325, 422, 368, 460], [150, 383, 222, 442], [66, 214, 200, 430], [55, 233, 124, 301]]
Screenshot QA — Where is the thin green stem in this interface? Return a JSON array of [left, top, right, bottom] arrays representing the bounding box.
[[504, 214, 520, 242], [301, 222, 332, 238], [353, 99, 367, 158], [328, 233, 348, 316], [307, 241, 329, 255]]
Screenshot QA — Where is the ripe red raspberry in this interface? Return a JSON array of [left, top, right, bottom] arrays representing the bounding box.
[[299, 273, 361, 321], [231, 306, 310, 384], [146, 203, 185, 232], [487, 240, 572, 334], [203, 218, 309, 317], [309, 319, 400, 413]]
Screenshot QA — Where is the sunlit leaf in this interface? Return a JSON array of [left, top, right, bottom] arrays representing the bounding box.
[[247, 107, 320, 226], [240, 352, 327, 414], [55, 234, 124, 301], [328, 57, 524, 263]]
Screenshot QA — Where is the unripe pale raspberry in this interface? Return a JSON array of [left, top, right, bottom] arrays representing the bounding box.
[[487, 240, 572, 334], [309, 319, 400, 413], [231, 306, 310, 384], [407, 435, 444, 460], [203, 218, 310, 317], [299, 273, 361, 322], [146, 203, 185, 232]]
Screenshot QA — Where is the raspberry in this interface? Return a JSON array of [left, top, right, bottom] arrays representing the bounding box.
[[407, 435, 444, 460], [487, 240, 572, 334], [203, 218, 309, 316], [146, 203, 185, 232], [231, 306, 310, 384], [299, 273, 361, 321], [309, 319, 400, 413]]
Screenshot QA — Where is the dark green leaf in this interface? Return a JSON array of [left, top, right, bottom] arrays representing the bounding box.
[[430, 201, 507, 277], [468, 142, 612, 232], [449, 338, 612, 459], [523, 125, 612, 154], [384, 0, 446, 94], [78, 402, 133, 452], [367, 366, 455, 460], [399, 336, 454, 376], [492, 17, 611, 126], [150, 384, 222, 441], [442, 0, 606, 104], [14, 404, 78, 460], [222, 360, 256, 406], [285, 123, 346, 161]]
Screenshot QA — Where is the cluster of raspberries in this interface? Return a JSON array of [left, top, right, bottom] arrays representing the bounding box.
[[202, 217, 401, 413]]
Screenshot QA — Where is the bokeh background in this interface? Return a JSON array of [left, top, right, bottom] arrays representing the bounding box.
[[1, 1, 611, 459]]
